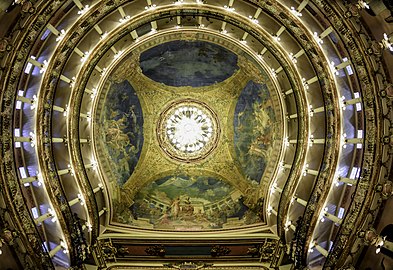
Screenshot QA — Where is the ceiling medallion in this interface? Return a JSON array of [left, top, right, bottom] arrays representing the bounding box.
[[157, 99, 220, 162]]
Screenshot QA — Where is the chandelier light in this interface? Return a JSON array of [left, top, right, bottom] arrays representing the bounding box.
[[157, 100, 220, 162], [166, 106, 213, 153]]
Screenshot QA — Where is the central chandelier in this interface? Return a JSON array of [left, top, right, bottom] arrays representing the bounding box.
[[157, 100, 220, 162], [166, 106, 213, 153]]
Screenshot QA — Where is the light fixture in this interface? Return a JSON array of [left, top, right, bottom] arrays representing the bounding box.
[[302, 78, 309, 90], [309, 105, 314, 117], [302, 163, 309, 176], [308, 242, 315, 253], [144, 4, 157, 10], [270, 182, 277, 194], [223, 5, 235, 12], [90, 88, 97, 100], [113, 50, 123, 59], [30, 95, 38, 110], [69, 76, 76, 88], [381, 33, 393, 52], [85, 221, 93, 232], [309, 134, 314, 147], [248, 15, 259, 24], [290, 197, 295, 204], [158, 100, 219, 162], [119, 16, 130, 24], [329, 61, 339, 76], [284, 220, 292, 231], [29, 132, 36, 147], [271, 68, 277, 78], [356, 1, 370, 9], [81, 51, 90, 63], [60, 240, 69, 254], [100, 32, 108, 39], [37, 172, 44, 186], [78, 193, 86, 206], [67, 164, 75, 176], [284, 137, 289, 147], [289, 52, 297, 64], [279, 161, 285, 171], [342, 133, 348, 148], [55, 29, 66, 42], [39, 60, 48, 74], [313, 32, 323, 45], [273, 35, 280, 42], [166, 106, 213, 153], [63, 104, 69, 117], [340, 95, 346, 110], [100, 67, 108, 77], [48, 208, 57, 223], [77, 5, 90, 15], [267, 205, 273, 215], [290, 6, 302, 17], [86, 111, 92, 123]]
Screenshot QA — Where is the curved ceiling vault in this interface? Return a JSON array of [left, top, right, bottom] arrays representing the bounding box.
[[0, 0, 392, 269]]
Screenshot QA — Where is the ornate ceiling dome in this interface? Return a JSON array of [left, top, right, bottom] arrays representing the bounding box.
[[94, 35, 283, 231], [0, 0, 392, 269]]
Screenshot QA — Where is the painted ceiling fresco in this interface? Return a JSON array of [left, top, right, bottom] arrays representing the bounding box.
[[98, 80, 144, 186], [139, 40, 238, 87], [95, 39, 282, 231], [113, 175, 262, 230], [234, 81, 276, 184]]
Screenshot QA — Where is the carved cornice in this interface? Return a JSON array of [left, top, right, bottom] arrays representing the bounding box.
[[0, 186, 52, 269], [244, 1, 309, 243], [246, 2, 340, 253], [107, 266, 269, 270], [31, 0, 112, 264], [308, 1, 386, 269], [64, 0, 131, 243], [0, 0, 70, 268]]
